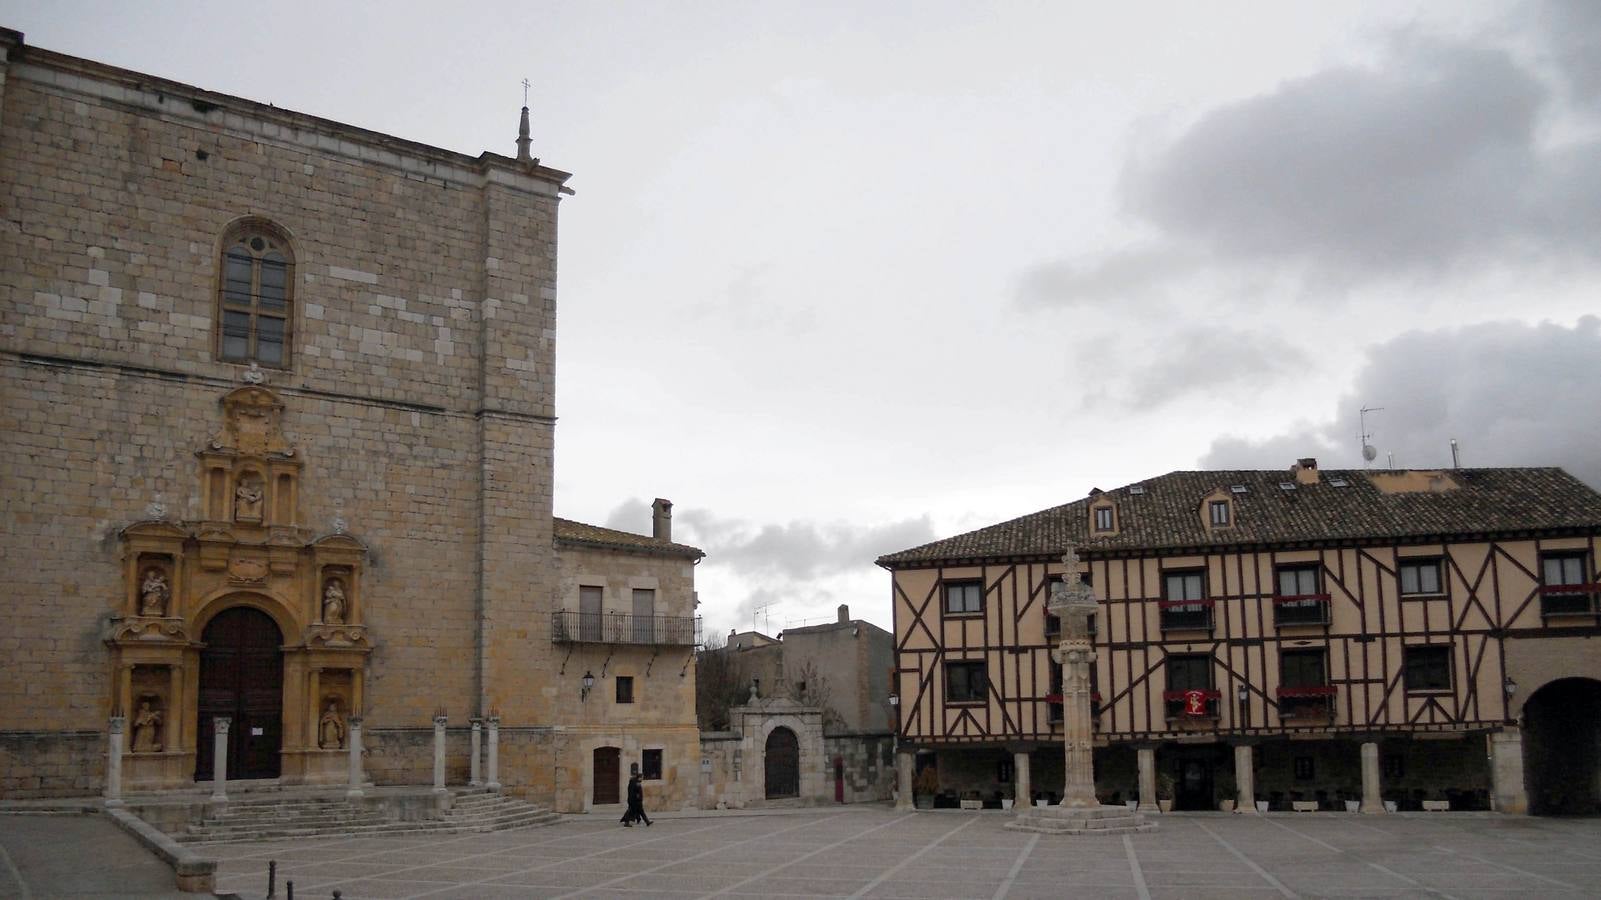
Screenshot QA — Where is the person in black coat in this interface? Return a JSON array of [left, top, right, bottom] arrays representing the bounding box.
[[621, 772, 652, 826]]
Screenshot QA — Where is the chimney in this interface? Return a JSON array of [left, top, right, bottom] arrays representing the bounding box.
[[1293, 457, 1320, 486], [651, 498, 672, 541], [837, 604, 849, 624]]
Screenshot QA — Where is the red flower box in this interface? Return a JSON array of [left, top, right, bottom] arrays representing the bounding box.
[[1044, 693, 1063, 704]]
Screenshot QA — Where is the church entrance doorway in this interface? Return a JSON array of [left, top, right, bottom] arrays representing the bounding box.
[[593, 746, 621, 805], [196, 607, 283, 781], [1524, 677, 1601, 815], [765, 727, 799, 799]]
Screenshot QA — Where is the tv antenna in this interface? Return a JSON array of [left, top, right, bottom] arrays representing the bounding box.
[[1359, 405, 1384, 468], [752, 599, 777, 636]]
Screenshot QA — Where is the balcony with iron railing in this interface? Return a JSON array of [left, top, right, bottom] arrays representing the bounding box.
[[1273, 594, 1331, 627], [1539, 584, 1601, 618], [551, 610, 700, 646], [1158, 599, 1214, 632], [1277, 684, 1337, 719]]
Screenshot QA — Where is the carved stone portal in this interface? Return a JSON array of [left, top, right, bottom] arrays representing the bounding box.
[[108, 386, 372, 790]]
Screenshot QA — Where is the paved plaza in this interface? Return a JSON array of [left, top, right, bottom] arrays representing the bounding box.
[[199, 807, 1601, 900]]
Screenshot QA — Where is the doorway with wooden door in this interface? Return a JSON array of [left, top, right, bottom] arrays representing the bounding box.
[[195, 606, 284, 781], [765, 727, 800, 799], [593, 746, 621, 805]]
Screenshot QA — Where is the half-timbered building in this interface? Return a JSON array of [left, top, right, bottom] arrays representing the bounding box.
[[878, 460, 1601, 815]]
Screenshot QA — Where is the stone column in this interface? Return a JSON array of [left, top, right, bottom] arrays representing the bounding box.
[[346, 716, 364, 799], [469, 718, 483, 787], [104, 716, 126, 807], [432, 715, 448, 795], [1014, 750, 1032, 808], [210, 717, 230, 803], [306, 668, 321, 750], [894, 749, 914, 810], [165, 665, 183, 751], [1489, 729, 1527, 814], [1359, 741, 1384, 813], [1234, 744, 1256, 812], [485, 715, 501, 792], [1136, 746, 1158, 813]]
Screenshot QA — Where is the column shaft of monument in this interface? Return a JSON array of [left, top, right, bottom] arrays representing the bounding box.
[[104, 717, 125, 806], [1360, 741, 1384, 813], [210, 717, 230, 803], [1234, 744, 1255, 812], [433, 716, 448, 794], [1014, 751, 1031, 808], [1060, 637, 1098, 807], [486, 716, 502, 791], [894, 749, 914, 811], [469, 718, 483, 787], [347, 717, 364, 798]]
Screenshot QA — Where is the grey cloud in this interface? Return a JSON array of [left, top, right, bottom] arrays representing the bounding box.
[[602, 498, 936, 580], [1022, 21, 1601, 308], [1123, 327, 1304, 407], [1535, 0, 1601, 103], [1200, 316, 1601, 488], [678, 509, 937, 580]]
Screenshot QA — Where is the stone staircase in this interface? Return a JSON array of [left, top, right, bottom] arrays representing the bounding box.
[[176, 790, 559, 844]]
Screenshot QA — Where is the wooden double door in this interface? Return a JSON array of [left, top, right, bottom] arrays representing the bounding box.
[[765, 727, 799, 799], [195, 607, 284, 781]]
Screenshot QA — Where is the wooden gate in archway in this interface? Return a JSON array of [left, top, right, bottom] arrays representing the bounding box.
[[765, 727, 799, 799], [196, 607, 284, 781]]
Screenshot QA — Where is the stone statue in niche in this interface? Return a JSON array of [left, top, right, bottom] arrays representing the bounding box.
[[139, 569, 170, 617], [234, 476, 264, 521], [322, 578, 346, 625], [131, 699, 163, 753], [318, 701, 346, 749]]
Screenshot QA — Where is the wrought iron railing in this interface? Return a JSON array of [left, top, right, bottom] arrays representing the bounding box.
[[550, 611, 700, 646], [1539, 584, 1600, 617], [1273, 594, 1331, 626], [1158, 600, 1214, 632]]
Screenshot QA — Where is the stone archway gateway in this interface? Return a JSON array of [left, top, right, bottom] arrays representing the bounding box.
[[196, 607, 284, 780], [765, 726, 800, 799], [1524, 677, 1601, 815]]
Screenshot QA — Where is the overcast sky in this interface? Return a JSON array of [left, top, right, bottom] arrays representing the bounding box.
[[9, 1, 1598, 638]]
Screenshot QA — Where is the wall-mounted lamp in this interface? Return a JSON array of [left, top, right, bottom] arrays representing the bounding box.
[[1503, 676, 1517, 699], [1237, 685, 1249, 703], [581, 670, 596, 701]]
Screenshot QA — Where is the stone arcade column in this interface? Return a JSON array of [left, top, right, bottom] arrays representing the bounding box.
[[432, 715, 448, 795], [485, 715, 502, 792], [894, 749, 914, 811], [1360, 741, 1385, 813], [469, 718, 483, 787], [1490, 729, 1528, 814], [1234, 744, 1256, 812], [1136, 746, 1158, 813], [1008, 547, 1153, 835], [104, 716, 126, 807], [210, 717, 230, 803], [1014, 750, 1032, 808], [346, 717, 364, 799]]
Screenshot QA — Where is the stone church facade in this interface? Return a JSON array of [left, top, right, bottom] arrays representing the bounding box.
[[0, 29, 700, 811]]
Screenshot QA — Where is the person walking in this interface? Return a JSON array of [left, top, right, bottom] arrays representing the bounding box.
[[621, 772, 652, 827]]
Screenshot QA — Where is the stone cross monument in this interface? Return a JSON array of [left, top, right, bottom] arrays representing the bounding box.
[[1008, 546, 1154, 834]]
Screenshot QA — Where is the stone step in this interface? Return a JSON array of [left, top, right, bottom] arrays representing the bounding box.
[[175, 796, 559, 844]]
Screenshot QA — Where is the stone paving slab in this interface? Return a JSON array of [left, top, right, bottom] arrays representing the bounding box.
[[192, 808, 1601, 899]]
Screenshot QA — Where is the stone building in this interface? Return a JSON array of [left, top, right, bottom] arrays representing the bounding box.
[[0, 29, 702, 813], [878, 461, 1601, 815]]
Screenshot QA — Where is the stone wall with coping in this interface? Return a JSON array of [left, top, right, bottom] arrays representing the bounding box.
[[823, 731, 895, 803], [0, 730, 103, 798]]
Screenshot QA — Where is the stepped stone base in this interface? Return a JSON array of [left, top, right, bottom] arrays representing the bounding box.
[[127, 787, 559, 845], [1005, 803, 1156, 835]]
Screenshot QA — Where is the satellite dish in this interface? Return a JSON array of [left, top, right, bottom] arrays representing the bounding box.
[[1362, 444, 1378, 462]]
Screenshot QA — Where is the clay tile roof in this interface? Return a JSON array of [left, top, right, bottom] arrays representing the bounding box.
[[552, 517, 705, 560], [875, 467, 1601, 568]]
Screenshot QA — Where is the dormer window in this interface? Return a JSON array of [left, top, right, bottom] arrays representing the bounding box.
[[1209, 500, 1230, 527], [1092, 505, 1115, 533], [1230, 485, 1248, 494]]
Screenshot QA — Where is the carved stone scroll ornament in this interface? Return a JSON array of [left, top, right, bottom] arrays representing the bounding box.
[[322, 579, 346, 625], [138, 569, 170, 617]]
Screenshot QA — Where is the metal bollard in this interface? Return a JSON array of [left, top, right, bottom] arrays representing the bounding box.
[[332, 892, 342, 899], [286, 880, 293, 900], [267, 860, 276, 897]]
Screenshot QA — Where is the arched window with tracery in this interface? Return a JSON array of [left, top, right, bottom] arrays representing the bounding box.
[[217, 224, 293, 367]]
